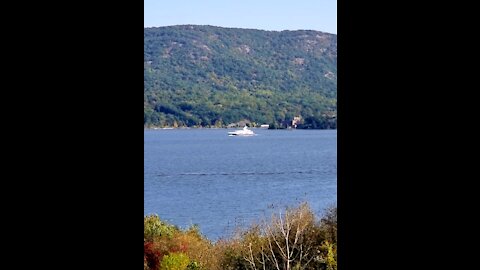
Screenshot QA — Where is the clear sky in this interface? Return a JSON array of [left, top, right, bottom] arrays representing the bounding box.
[[144, 0, 336, 34]]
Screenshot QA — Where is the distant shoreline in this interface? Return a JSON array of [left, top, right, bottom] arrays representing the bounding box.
[[144, 126, 336, 130]]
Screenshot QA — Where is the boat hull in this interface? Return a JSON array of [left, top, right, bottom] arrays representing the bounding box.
[[228, 133, 255, 136], [228, 127, 255, 136]]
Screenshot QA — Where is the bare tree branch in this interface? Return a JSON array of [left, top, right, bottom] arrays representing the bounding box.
[[243, 242, 257, 270]]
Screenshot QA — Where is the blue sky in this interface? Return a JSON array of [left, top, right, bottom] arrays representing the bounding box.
[[144, 0, 336, 34]]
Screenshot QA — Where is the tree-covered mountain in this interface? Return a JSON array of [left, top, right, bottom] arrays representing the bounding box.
[[144, 25, 336, 128]]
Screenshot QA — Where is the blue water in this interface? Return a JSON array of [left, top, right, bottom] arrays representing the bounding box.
[[144, 128, 336, 240]]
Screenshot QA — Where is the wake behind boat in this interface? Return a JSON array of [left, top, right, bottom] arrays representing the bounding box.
[[228, 126, 255, 136]]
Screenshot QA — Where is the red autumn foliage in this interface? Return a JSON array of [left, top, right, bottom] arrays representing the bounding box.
[[144, 241, 163, 269], [170, 240, 188, 253]]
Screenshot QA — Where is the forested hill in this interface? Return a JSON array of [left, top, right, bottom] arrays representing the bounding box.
[[144, 25, 336, 128]]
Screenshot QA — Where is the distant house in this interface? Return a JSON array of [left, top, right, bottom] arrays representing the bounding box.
[[279, 116, 302, 129], [292, 116, 302, 128]]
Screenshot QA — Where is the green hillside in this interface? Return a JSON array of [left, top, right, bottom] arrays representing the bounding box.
[[144, 25, 336, 128]]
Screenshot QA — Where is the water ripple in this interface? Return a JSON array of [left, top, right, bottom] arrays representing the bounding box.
[[157, 169, 330, 177]]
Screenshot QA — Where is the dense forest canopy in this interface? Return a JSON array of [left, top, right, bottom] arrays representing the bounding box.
[[144, 25, 337, 128]]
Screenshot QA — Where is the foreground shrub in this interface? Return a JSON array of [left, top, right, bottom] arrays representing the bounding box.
[[144, 203, 337, 270], [316, 240, 337, 270], [319, 206, 337, 243], [144, 241, 164, 270], [175, 225, 223, 269], [144, 214, 177, 241], [236, 203, 318, 270], [160, 252, 190, 270]]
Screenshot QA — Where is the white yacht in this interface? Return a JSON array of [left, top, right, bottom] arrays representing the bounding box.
[[228, 126, 255, 136]]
